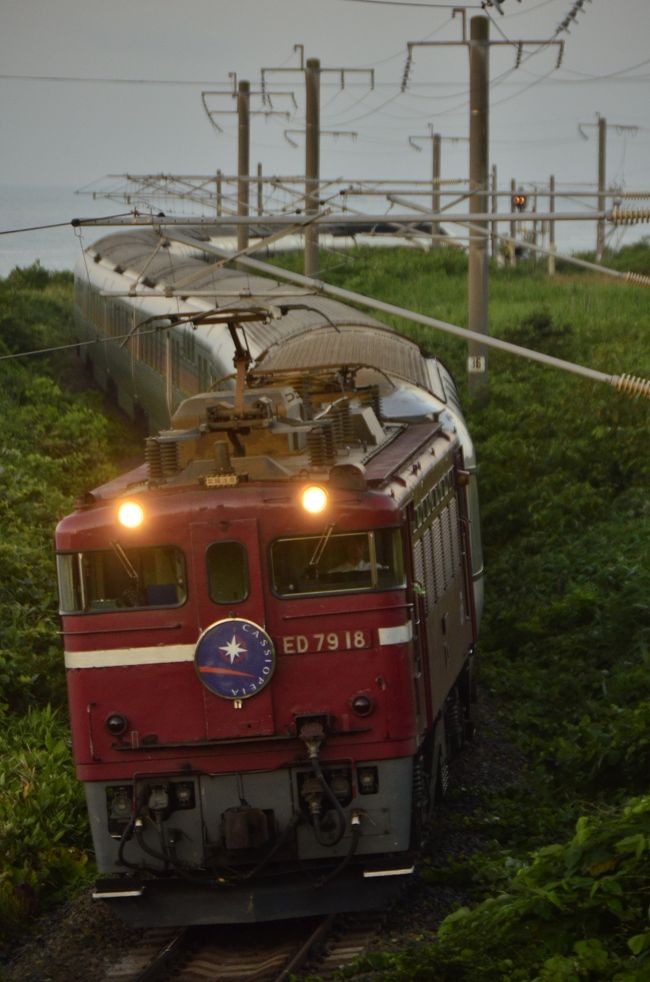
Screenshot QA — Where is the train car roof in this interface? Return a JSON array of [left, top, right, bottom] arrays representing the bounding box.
[[84, 231, 376, 320], [83, 230, 390, 352], [254, 323, 436, 395]]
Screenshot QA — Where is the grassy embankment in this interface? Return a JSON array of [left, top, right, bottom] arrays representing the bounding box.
[[0, 247, 649, 977], [0, 265, 140, 947]]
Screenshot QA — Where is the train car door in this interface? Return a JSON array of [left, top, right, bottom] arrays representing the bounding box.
[[189, 519, 276, 739]]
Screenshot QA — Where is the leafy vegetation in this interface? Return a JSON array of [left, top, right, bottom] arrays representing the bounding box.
[[0, 246, 649, 974], [0, 265, 139, 948], [356, 796, 650, 980], [0, 705, 90, 938], [299, 243, 650, 979]]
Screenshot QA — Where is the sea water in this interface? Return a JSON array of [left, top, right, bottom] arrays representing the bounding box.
[[0, 185, 135, 278]]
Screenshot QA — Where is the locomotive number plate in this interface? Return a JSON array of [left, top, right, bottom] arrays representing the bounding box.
[[280, 630, 371, 655]]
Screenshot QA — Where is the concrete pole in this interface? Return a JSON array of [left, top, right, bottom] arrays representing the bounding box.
[[432, 132, 441, 243], [548, 175, 556, 276], [216, 169, 222, 218], [509, 177, 517, 267], [304, 58, 320, 277], [257, 162, 263, 216], [467, 16, 489, 404], [490, 163, 498, 260], [237, 80, 250, 251], [596, 116, 606, 261]]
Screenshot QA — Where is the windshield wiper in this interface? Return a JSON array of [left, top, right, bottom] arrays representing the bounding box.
[[111, 540, 141, 592]]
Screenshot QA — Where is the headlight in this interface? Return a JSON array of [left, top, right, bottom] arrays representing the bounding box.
[[117, 501, 144, 528], [301, 485, 328, 514]]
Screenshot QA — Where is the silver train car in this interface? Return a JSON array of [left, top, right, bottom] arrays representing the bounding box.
[[73, 229, 483, 618]]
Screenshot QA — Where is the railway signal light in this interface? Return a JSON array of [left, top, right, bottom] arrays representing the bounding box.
[[512, 192, 528, 212]]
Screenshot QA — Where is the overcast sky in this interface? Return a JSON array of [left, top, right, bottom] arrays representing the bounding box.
[[2, 0, 648, 185], [1, 0, 648, 255]]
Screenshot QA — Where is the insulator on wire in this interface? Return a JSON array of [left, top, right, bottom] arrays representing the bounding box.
[[610, 207, 650, 226], [331, 400, 353, 447], [611, 374, 650, 400], [401, 51, 412, 93], [308, 422, 336, 468], [624, 271, 650, 288]]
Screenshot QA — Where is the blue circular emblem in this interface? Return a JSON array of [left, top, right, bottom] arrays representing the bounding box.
[[195, 618, 276, 700]]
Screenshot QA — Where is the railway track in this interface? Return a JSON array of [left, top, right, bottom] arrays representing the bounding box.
[[103, 912, 382, 981]]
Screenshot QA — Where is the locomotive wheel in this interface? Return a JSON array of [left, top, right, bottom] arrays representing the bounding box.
[[433, 717, 449, 801], [445, 689, 465, 757], [411, 716, 450, 848], [411, 744, 435, 848]]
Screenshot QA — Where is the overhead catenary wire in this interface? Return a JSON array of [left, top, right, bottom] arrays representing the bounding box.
[[387, 192, 650, 285], [0, 73, 229, 87], [154, 228, 650, 400], [0, 327, 165, 363], [0, 213, 135, 236]]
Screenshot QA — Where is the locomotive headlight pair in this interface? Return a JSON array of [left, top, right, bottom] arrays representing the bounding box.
[[301, 485, 328, 514], [117, 500, 145, 528]]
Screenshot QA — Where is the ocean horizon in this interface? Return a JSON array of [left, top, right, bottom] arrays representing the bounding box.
[[0, 184, 129, 279]]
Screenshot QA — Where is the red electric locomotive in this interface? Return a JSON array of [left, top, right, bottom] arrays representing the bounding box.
[[57, 236, 482, 925]]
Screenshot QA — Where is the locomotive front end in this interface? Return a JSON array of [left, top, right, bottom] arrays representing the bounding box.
[[57, 326, 478, 925]]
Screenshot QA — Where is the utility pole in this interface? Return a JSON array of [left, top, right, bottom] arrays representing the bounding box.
[[262, 53, 374, 276], [237, 80, 250, 250], [201, 78, 296, 243], [578, 115, 638, 261], [509, 178, 517, 266], [408, 128, 467, 244], [491, 164, 498, 260], [548, 175, 556, 276], [597, 116, 606, 261], [467, 15, 489, 404], [304, 58, 320, 276], [403, 23, 563, 402], [408, 125, 442, 242]]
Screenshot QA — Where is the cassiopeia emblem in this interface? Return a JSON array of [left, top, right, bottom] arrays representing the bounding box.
[[194, 617, 276, 700]]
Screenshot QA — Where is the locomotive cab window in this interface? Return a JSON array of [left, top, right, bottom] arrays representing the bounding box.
[[56, 545, 187, 613], [271, 529, 405, 597], [206, 541, 249, 604]]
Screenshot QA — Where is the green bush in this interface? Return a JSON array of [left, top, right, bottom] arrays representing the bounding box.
[[351, 797, 650, 981], [0, 268, 139, 711], [0, 705, 90, 946]]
